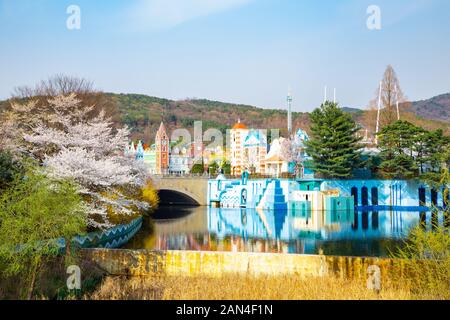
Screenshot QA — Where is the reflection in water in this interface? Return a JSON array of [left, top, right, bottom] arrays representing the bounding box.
[[125, 207, 446, 257], [372, 211, 379, 230]]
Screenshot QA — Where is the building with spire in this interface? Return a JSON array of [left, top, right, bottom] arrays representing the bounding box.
[[155, 122, 169, 175]]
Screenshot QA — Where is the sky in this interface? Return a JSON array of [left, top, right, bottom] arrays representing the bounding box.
[[0, 0, 449, 112]]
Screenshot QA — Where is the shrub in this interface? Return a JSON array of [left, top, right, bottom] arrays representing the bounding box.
[[0, 167, 87, 299], [390, 223, 450, 299], [191, 163, 205, 174], [0, 150, 22, 192], [141, 180, 160, 210]]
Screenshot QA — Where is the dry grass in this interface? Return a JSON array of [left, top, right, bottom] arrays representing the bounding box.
[[88, 274, 420, 300]]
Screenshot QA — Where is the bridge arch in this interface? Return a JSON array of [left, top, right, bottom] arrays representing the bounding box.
[[158, 189, 201, 206], [153, 177, 208, 206]]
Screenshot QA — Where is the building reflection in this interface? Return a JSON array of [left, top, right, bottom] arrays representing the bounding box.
[[130, 206, 445, 257]]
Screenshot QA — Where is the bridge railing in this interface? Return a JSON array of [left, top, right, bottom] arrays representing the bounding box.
[[152, 173, 290, 180], [152, 173, 211, 179]]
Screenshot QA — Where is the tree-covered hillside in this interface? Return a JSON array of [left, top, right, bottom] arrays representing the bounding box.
[[1, 92, 449, 144], [107, 93, 311, 142]]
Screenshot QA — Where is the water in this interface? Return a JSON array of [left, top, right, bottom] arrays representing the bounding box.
[[125, 206, 443, 257]]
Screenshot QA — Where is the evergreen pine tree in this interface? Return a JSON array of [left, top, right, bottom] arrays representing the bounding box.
[[378, 121, 419, 179], [305, 101, 364, 178]]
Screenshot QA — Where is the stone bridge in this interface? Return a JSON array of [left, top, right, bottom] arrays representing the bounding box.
[[152, 176, 209, 206]]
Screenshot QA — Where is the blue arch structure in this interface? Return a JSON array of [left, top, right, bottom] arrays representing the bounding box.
[[371, 187, 379, 206], [419, 187, 426, 206], [361, 187, 369, 206], [351, 187, 358, 207], [241, 189, 248, 206]]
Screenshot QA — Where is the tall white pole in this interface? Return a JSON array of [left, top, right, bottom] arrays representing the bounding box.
[[333, 88, 336, 103], [375, 81, 382, 145], [395, 85, 400, 121], [287, 88, 293, 136], [324, 86, 327, 103]]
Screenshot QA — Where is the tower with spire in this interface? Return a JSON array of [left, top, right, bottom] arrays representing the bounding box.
[[155, 122, 169, 175]]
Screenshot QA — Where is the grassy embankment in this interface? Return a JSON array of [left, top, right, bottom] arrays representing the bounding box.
[[88, 274, 442, 300]]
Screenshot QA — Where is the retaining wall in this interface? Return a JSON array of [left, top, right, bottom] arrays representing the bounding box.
[[84, 249, 406, 282]]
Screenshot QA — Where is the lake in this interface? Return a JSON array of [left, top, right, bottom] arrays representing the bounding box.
[[125, 206, 444, 257]]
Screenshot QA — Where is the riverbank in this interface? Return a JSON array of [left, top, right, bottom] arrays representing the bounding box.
[[1, 248, 447, 300]]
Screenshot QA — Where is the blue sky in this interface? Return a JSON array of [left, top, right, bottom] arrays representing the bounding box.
[[0, 0, 449, 111]]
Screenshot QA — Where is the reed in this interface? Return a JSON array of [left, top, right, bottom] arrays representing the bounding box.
[[88, 274, 425, 300]]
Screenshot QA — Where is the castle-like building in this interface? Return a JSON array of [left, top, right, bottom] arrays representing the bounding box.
[[230, 120, 267, 176], [126, 120, 311, 177], [229, 119, 311, 178], [126, 92, 312, 177], [125, 122, 190, 175]]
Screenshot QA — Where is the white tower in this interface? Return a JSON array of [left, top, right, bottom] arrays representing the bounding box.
[[375, 81, 382, 145], [287, 89, 293, 135]]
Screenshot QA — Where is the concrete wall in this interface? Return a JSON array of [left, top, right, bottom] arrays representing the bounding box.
[[84, 249, 406, 283]]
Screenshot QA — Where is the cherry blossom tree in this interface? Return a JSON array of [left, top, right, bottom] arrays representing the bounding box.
[[10, 94, 148, 228], [281, 137, 308, 178], [280, 138, 295, 163]]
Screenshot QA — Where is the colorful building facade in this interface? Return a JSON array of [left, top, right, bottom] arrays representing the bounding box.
[[155, 122, 170, 175], [230, 120, 268, 176]]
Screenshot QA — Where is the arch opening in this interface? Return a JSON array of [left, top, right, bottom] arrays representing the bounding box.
[[351, 187, 358, 206], [157, 189, 200, 207]]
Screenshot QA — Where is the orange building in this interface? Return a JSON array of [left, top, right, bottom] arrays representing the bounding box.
[[230, 120, 249, 176], [155, 122, 169, 174]]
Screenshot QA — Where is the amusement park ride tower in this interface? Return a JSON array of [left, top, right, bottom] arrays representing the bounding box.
[[287, 89, 293, 136]]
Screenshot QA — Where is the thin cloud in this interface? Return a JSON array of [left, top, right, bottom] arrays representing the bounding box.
[[128, 0, 253, 31]]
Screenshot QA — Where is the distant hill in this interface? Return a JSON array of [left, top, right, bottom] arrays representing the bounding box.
[[341, 107, 365, 115], [411, 93, 450, 122], [1, 92, 448, 143]]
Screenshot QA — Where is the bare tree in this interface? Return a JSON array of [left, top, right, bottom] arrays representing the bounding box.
[[10, 74, 118, 122], [1, 75, 120, 153], [12, 74, 94, 98], [364, 65, 409, 136]]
